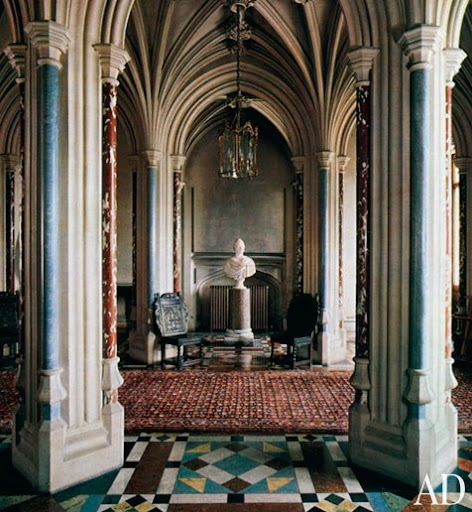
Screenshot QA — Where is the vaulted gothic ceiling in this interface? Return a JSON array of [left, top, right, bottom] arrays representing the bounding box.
[[119, 0, 354, 157]]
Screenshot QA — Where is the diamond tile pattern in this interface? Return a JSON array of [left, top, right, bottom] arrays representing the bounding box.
[[0, 433, 471, 511]]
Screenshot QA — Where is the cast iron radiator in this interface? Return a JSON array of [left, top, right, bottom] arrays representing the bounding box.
[[210, 285, 269, 332]]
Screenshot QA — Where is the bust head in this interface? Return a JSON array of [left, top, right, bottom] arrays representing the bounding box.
[[233, 238, 245, 258]]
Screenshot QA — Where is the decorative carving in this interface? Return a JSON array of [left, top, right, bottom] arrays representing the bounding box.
[[94, 43, 130, 85], [399, 25, 443, 71], [25, 21, 71, 68]]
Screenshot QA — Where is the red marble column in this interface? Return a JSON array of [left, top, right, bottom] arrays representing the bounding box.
[[295, 171, 303, 293], [102, 81, 118, 368], [292, 157, 304, 293], [459, 169, 467, 311], [173, 170, 184, 294], [18, 80, 25, 354], [5, 169, 15, 294], [355, 85, 371, 361], [338, 156, 349, 330], [132, 167, 137, 309]]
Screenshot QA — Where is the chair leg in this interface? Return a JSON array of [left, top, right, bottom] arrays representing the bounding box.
[[270, 341, 275, 365], [177, 345, 183, 371], [199, 343, 203, 365], [291, 344, 296, 370], [161, 342, 166, 370]]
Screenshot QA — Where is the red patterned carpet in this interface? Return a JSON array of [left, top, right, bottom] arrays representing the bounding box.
[[1, 367, 471, 434]]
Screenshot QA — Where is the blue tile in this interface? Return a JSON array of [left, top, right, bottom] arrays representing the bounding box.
[[214, 454, 259, 475]]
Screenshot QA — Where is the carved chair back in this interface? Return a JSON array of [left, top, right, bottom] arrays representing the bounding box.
[[153, 293, 189, 338]]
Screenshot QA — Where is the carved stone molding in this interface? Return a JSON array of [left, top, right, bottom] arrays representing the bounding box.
[[316, 151, 334, 170], [347, 47, 379, 87], [399, 25, 444, 71], [25, 21, 71, 68], [142, 149, 162, 168], [291, 155, 305, 174], [94, 43, 130, 85], [3, 44, 27, 79], [444, 48, 467, 86]]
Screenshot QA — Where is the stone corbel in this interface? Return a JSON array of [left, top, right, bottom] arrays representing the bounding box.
[[38, 368, 67, 405], [25, 21, 71, 68], [347, 47, 379, 88], [142, 149, 162, 168], [93, 43, 130, 85], [338, 155, 350, 173], [4, 44, 27, 81], [101, 357, 124, 404], [404, 368, 435, 405], [444, 48, 467, 87], [398, 25, 444, 71], [350, 357, 371, 404], [1, 154, 20, 173], [455, 157, 472, 173], [316, 150, 334, 170]]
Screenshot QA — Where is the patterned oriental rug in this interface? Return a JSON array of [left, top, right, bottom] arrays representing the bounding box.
[[1, 367, 472, 434]]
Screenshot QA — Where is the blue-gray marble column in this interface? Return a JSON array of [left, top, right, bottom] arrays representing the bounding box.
[[400, 27, 441, 421], [26, 21, 71, 424], [39, 62, 66, 420], [317, 151, 333, 329], [143, 150, 160, 306]]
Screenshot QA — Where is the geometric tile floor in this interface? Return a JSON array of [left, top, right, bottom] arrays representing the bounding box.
[[0, 433, 471, 511]]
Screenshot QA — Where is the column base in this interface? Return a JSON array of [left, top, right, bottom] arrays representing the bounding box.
[[226, 328, 254, 341], [314, 331, 348, 365], [128, 329, 158, 364], [349, 403, 458, 488], [13, 406, 124, 493]]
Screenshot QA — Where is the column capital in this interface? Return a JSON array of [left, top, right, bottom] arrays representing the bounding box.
[[170, 154, 187, 172], [3, 44, 27, 80], [1, 154, 20, 171], [338, 155, 350, 172], [443, 47, 467, 87], [347, 47, 379, 87], [128, 154, 140, 170], [93, 43, 130, 85], [399, 25, 444, 71], [455, 157, 472, 173], [25, 21, 71, 68], [142, 149, 162, 167], [316, 150, 334, 169], [291, 155, 305, 173]]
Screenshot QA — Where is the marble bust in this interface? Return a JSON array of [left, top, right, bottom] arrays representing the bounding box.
[[224, 238, 256, 289]]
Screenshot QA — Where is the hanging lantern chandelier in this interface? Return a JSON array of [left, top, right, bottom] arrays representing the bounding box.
[[219, 0, 259, 179]]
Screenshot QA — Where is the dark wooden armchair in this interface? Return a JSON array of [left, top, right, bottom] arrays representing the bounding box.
[[269, 293, 321, 369], [153, 293, 204, 370]]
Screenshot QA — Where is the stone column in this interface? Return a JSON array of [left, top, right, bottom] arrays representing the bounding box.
[[128, 149, 161, 364], [400, 25, 456, 486], [316, 150, 346, 365], [128, 155, 139, 321], [25, 22, 70, 430], [337, 156, 349, 332], [171, 155, 186, 294], [347, 48, 377, 403], [292, 156, 305, 293], [143, 150, 161, 306], [455, 157, 472, 315], [4, 44, 27, 431], [443, 48, 466, 391], [3, 158, 17, 294], [94, 44, 129, 406]]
